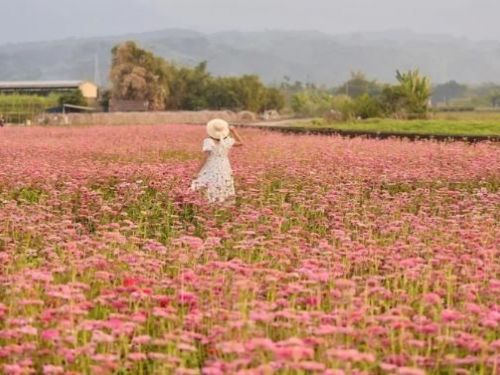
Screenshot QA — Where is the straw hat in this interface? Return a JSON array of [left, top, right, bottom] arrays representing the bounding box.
[[206, 119, 230, 140]]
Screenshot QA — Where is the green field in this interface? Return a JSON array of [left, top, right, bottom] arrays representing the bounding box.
[[300, 117, 500, 137], [434, 110, 500, 121], [0, 94, 59, 123]]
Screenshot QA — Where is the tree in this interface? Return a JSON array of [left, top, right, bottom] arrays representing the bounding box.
[[109, 41, 285, 113], [381, 69, 431, 118], [487, 88, 500, 107], [99, 89, 112, 112], [336, 71, 382, 99], [263, 87, 285, 111], [109, 41, 170, 110], [235, 75, 267, 113], [205, 77, 243, 110], [58, 90, 87, 107], [432, 80, 467, 105], [396, 69, 431, 115], [166, 61, 212, 110], [280, 80, 304, 93], [290, 92, 309, 115]]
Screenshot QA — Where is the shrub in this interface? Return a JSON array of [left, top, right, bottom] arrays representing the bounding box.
[[328, 94, 382, 121], [352, 94, 382, 119], [291, 91, 334, 117], [330, 95, 354, 121]]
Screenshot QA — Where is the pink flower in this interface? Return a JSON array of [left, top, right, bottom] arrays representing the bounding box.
[[245, 338, 276, 351], [3, 364, 24, 375], [490, 339, 500, 351], [380, 363, 397, 372], [41, 329, 60, 342], [178, 292, 198, 308], [132, 335, 151, 345], [177, 236, 204, 250], [441, 309, 462, 323], [489, 279, 500, 291], [465, 303, 482, 314], [327, 349, 375, 363], [334, 279, 356, 290], [422, 292, 442, 305], [18, 326, 37, 336], [92, 330, 115, 344], [323, 369, 345, 375], [396, 367, 426, 375], [43, 365, 64, 374], [128, 352, 147, 362], [217, 341, 246, 354], [323, 370, 345, 375], [249, 311, 274, 323], [148, 352, 169, 360], [299, 361, 325, 371], [2, 123, 499, 373], [274, 345, 314, 361], [123, 277, 140, 288]]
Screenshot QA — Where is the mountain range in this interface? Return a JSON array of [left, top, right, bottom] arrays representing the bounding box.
[[1, 29, 499, 86]]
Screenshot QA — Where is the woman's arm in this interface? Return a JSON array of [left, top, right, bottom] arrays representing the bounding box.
[[229, 126, 244, 146]]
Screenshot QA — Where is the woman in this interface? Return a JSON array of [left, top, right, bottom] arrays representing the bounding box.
[[191, 119, 243, 203]]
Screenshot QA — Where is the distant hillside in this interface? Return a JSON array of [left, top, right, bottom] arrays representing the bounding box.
[[1, 29, 500, 86]]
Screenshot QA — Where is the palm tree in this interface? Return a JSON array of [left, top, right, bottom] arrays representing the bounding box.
[[395, 69, 431, 116]]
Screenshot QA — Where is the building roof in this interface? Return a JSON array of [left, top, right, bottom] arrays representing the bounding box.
[[0, 81, 95, 89]]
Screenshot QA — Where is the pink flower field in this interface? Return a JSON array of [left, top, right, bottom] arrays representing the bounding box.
[[0, 125, 499, 375]]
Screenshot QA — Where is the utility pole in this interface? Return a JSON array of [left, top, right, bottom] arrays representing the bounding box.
[[94, 54, 100, 85]]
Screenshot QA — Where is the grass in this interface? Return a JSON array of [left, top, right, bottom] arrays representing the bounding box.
[[298, 117, 500, 137], [433, 109, 500, 121]]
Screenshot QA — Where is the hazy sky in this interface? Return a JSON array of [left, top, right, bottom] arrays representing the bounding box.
[[1, 0, 499, 44]]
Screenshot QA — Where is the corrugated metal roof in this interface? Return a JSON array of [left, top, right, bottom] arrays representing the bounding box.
[[0, 81, 94, 89]]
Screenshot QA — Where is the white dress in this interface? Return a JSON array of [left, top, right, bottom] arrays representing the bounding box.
[[191, 137, 236, 203]]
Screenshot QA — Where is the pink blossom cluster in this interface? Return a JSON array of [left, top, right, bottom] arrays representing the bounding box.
[[0, 125, 499, 374]]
